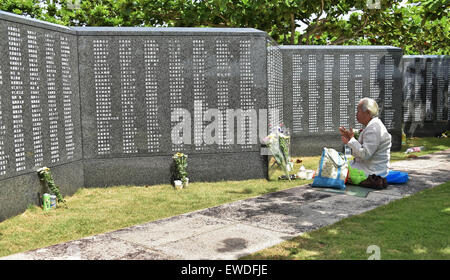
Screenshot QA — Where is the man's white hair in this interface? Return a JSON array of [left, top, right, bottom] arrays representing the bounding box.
[[359, 97, 379, 118]]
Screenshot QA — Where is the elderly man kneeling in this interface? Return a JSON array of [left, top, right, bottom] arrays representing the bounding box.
[[339, 98, 392, 178]]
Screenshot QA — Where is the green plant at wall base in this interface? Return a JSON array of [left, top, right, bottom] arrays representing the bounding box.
[[37, 167, 66, 206], [172, 153, 188, 183]]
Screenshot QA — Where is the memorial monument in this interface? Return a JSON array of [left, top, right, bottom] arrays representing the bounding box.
[[0, 11, 282, 220], [403, 55, 450, 137], [280, 46, 403, 156]]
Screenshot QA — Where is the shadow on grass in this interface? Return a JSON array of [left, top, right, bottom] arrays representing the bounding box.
[[226, 188, 254, 195], [264, 187, 280, 194]]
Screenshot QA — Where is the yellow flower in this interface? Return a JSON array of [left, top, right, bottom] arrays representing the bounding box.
[[173, 152, 187, 160]]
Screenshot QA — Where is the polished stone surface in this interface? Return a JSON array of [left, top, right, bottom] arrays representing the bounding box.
[[402, 55, 450, 137], [0, 12, 82, 221], [280, 46, 404, 155]]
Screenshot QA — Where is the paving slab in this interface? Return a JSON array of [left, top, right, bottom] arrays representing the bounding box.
[[198, 188, 333, 219], [308, 192, 402, 215], [0, 233, 170, 260], [109, 213, 234, 248], [153, 223, 296, 260], [197, 189, 343, 235]]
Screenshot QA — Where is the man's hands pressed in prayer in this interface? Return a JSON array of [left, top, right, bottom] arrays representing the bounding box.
[[339, 126, 354, 144]]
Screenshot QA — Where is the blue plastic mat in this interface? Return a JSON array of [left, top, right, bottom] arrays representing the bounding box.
[[310, 184, 375, 198]]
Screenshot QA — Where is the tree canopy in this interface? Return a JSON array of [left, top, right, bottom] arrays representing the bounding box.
[[0, 0, 448, 54]]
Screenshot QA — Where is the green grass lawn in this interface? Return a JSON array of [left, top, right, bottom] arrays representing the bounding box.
[[390, 136, 450, 162], [0, 178, 310, 257], [0, 137, 449, 258], [242, 181, 450, 260]]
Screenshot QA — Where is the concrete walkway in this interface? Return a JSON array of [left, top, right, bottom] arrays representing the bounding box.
[[2, 149, 450, 260]]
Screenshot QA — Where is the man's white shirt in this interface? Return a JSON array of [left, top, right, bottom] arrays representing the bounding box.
[[347, 117, 392, 177]]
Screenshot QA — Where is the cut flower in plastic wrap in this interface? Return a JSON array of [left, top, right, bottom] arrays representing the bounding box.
[[262, 134, 276, 145], [353, 128, 363, 140], [278, 133, 291, 167], [263, 124, 292, 180]]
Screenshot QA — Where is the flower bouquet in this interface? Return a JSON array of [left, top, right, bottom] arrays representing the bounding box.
[[263, 124, 292, 181], [172, 152, 188, 188], [353, 128, 363, 140]]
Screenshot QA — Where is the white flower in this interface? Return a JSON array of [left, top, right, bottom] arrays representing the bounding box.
[[37, 167, 50, 174]]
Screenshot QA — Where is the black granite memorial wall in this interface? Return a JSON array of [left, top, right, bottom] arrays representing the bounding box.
[[75, 27, 271, 187], [0, 11, 276, 220], [402, 55, 450, 137], [280, 46, 403, 156], [0, 11, 83, 221]]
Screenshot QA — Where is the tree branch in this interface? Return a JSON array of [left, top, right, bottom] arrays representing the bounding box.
[[290, 13, 295, 44], [332, 13, 370, 45], [204, 1, 230, 26]]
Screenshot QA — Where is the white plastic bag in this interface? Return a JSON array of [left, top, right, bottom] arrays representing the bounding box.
[[311, 147, 348, 190]]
